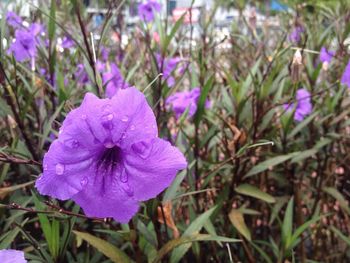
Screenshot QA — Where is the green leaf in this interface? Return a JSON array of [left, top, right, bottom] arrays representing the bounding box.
[[163, 13, 185, 52], [73, 230, 132, 263], [33, 193, 60, 260], [287, 111, 318, 139], [244, 152, 300, 179], [330, 226, 350, 246], [235, 184, 276, 203], [194, 76, 214, 127], [170, 206, 217, 263], [153, 234, 240, 263], [48, 0, 56, 41], [323, 187, 350, 215], [228, 209, 251, 241], [282, 197, 294, 250]]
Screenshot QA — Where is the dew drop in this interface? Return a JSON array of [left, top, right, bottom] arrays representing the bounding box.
[[123, 184, 134, 197], [130, 125, 135, 131], [55, 163, 65, 175], [81, 114, 87, 120], [80, 177, 88, 186], [106, 113, 114, 121], [104, 141, 115, 148], [43, 164, 48, 171], [65, 139, 79, 149], [120, 171, 128, 183], [132, 141, 152, 159], [121, 115, 129, 122], [121, 133, 127, 139]]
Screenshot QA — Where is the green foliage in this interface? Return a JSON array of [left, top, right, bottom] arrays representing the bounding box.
[[1, 0, 350, 262]]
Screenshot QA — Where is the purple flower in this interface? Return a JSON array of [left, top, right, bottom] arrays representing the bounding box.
[[61, 36, 74, 49], [156, 55, 181, 87], [6, 12, 23, 29], [288, 26, 304, 43], [284, 88, 312, 122], [101, 47, 110, 61], [138, 0, 162, 22], [0, 249, 27, 263], [103, 63, 130, 98], [8, 29, 37, 61], [319, 47, 334, 64], [28, 23, 44, 36], [35, 88, 187, 223], [75, 64, 90, 85], [341, 60, 350, 88], [166, 87, 210, 119]]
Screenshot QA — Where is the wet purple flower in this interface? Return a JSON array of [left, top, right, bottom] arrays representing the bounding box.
[[166, 87, 210, 119], [319, 47, 334, 64], [35, 88, 187, 223], [138, 0, 162, 22], [341, 60, 350, 88], [284, 88, 312, 122], [6, 12, 23, 29], [156, 55, 181, 87], [288, 26, 304, 43], [0, 249, 27, 263], [8, 29, 37, 61], [103, 63, 130, 98]]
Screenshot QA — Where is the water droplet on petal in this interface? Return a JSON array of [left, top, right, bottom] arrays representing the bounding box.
[[130, 125, 135, 131], [80, 177, 88, 186], [132, 141, 153, 159], [55, 163, 65, 175], [120, 171, 128, 183], [104, 141, 115, 148], [152, 124, 156, 129], [121, 133, 127, 139], [43, 164, 48, 171], [121, 115, 129, 122], [106, 113, 114, 121], [65, 139, 79, 149], [123, 184, 134, 197], [81, 114, 87, 120], [101, 112, 114, 130]]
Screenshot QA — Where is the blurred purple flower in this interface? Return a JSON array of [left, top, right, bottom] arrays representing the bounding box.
[[319, 47, 334, 64], [0, 249, 27, 263], [61, 36, 74, 49], [288, 26, 304, 43], [166, 87, 210, 119], [29, 23, 44, 36], [101, 47, 110, 61], [8, 29, 37, 61], [156, 55, 181, 87], [6, 12, 23, 28], [35, 88, 187, 223], [284, 88, 312, 122], [138, 0, 162, 22], [341, 60, 350, 88], [103, 63, 130, 98], [75, 64, 90, 85], [96, 60, 106, 72]]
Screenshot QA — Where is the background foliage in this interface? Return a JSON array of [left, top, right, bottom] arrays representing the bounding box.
[[1, 0, 350, 262]]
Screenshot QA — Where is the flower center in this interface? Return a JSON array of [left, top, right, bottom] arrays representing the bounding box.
[[96, 145, 121, 175]]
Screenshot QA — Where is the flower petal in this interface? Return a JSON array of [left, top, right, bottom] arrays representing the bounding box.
[[123, 138, 187, 201], [109, 88, 158, 148], [72, 165, 139, 223], [35, 140, 95, 200]]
